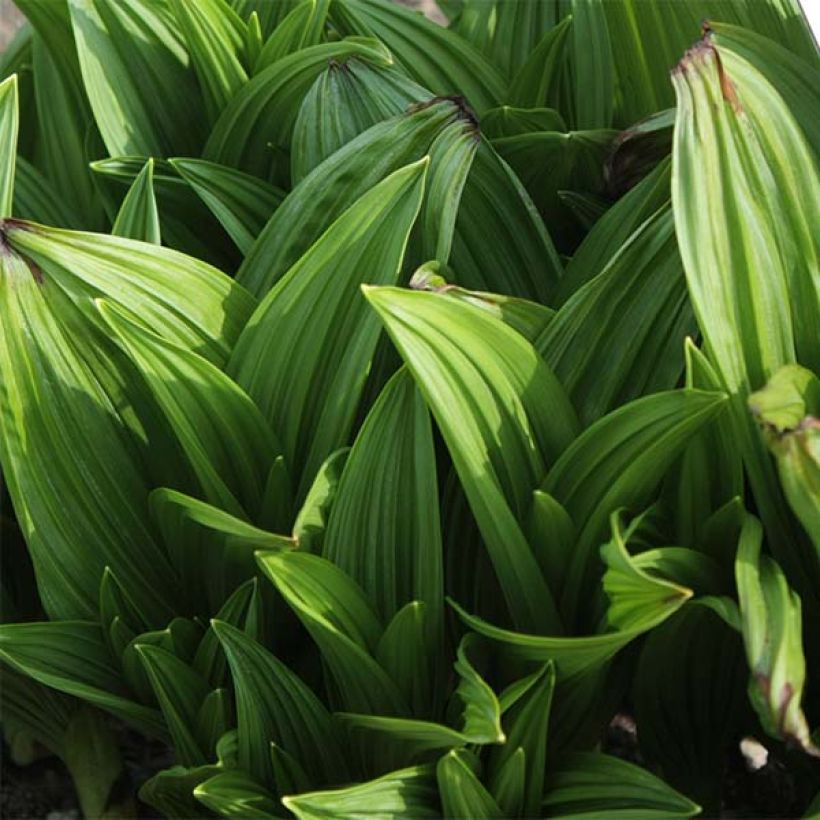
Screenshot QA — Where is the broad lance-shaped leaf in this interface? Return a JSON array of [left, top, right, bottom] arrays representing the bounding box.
[[438, 749, 503, 819], [195, 770, 278, 818], [507, 16, 571, 109], [238, 100, 460, 298], [203, 37, 393, 181], [169, 158, 285, 257], [365, 286, 579, 634], [99, 301, 279, 521], [150, 489, 293, 616], [213, 620, 347, 788], [13, 157, 80, 230], [542, 388, 728, 625], [735, 514, 817, 755], [537, 205, 694, 426], [283, 765, 440, 820], [168, 0, 249, 125], [330, 0, 505, 114], [291, 57, 429, 184], [228, 160, 427, 500], [449, 510, 694, 678], [0, 74, 18, 217], [749, 365, 820, 558], [0, 621, 165, 738], [68, 0, 207, 157], [542, 753, 700, 817], [257, 551, 408, 716], [672, 32, 819, 592], [111, 159, 161, 244], [2, 221, 255, 366], [324, 368, 443, 642]]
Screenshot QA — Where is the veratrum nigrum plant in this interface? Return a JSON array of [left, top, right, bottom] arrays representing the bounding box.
[[0, 0, 818, 817]]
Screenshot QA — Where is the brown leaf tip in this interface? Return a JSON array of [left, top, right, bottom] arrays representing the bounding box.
[[673, 36, 742, 113]]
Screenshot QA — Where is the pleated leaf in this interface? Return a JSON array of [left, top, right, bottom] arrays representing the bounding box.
[[256, 551, 408, 716], [203, 37, 393, 181], [228, 160, 427, 499], [365, 285, 579, 633], [541, 753, 701, 817], [99, 300, 279, 520], [68, 0, 207, 157], [291, 57, 429, 184], [170, 158, 285, 256], [438, 749, 503, 819], [195, 770, 278, 818], [13, 157, 79, 229], [330, 0, 504, 114], [111, 159, 161, 244], [254, 0, 331, 69], [0, 74, 18, 217], [213, 620, 347, 788], [283, 765, 439, 820], [237, 100, 459, 298], [168, 0, 249, 125]]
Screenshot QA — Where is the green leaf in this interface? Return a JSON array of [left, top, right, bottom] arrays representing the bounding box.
[[438, 749, 503, 819], [140, 763, 222, 820], [204, 37, 393, 181], [542, 389, 728, 623], [99, 300, 279, 520], [672, 31, 819, 589], [0, 74, 19, 217], [489, 747, 525, 818], [213, 619, 347, 787], [633, 605, 748, 811], [541, 752, 701, 817], [111, 159, 161, 244], [68, 0, 207, 156], [527, 490, 576, 601], [366, 285, 579, 633], [292, 448, 348, 554], [168, 0, 249, 125], [452, 634, 504, 745], [237, 99, 459, 298], [195, 770, 279, 818], [169, 158, 285, 257], [0, 620, 165, 738], [537, 205, 693, 425], [254, 0, 331, 69], [600, 511, 693, 632], [324, 368, 443, 636], [13, 156, 79, 229], [507, 16, 571, 109], [150, 490, 292, 616], [136, 644, 210, 766], [229, 160, 427, 499], [256, 551, 407, 715], [283, 765, 440, 820], [292, 57, 429, 184], [735, 514, 817, 755], [330, 0, 505, 113], [481, 106, 567, 138]]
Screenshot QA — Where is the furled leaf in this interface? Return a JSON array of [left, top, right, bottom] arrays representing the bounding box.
[[292, 448, 348, 554], [213, 619, 347, 787], [238, 99, 459, 298], [68, 0, 207, 156], [735, 514, 817, 755], [292, 57, 429, 183], [140, 763, 222, 820], [0, 74, 18, 217], [541, 752, 701, 817], [111, 159, 161, 244], [254, 0, 330, 69], [366, 285, 579, 633], [229, 160, 427, 499], [507, 16, 571, 109], [204, 37, 393, 181], [330, 0, 505, 113], [283, 765, 440, 819]]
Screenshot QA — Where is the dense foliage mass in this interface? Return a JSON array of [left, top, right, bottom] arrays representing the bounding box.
[[0, 0, 818, 816]]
